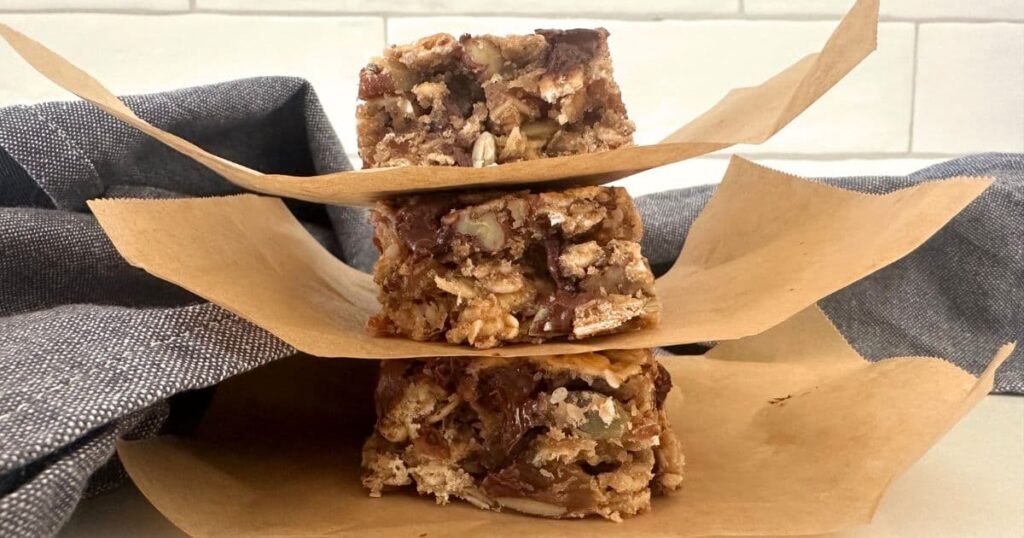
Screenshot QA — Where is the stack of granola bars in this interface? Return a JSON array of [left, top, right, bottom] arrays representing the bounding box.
[[357, 29, 684, 521]]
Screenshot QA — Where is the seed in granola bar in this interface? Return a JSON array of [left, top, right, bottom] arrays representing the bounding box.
[[472, 131, 497, 168]]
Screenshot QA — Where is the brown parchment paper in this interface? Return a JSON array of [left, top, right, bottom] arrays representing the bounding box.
[[0, 0, 879, 206], [86, 156, 990, 359], [117, 306, 1015, 537]]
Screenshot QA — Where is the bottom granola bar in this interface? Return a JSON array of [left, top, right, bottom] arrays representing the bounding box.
[[361, 349, 684, 520]]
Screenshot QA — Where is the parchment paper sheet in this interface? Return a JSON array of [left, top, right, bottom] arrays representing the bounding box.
[[86, 156, 990, 358], [0, 0, 879, 206], [118, 307, 1013, 537]]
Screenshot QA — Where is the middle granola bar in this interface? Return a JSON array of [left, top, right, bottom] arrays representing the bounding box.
[[368, 185, 660, 348]]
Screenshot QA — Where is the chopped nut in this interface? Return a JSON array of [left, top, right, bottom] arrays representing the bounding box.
[[471, 132, 497, 168], [453, 211, 505, 251], [556, 90, 590, 125], [505, 198, 528, 228], [538, 67, 585, 103], [499, 127, 528, 161], [463, 37, 504, 78], [382, 58, 416, 92], [549, 386, 569, 404]]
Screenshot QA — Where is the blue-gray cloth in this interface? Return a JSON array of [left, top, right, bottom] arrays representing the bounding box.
[[0, 78, 1020, 537]]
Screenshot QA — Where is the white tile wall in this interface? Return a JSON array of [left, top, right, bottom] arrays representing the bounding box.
[[613, 157, 945, 197], [913, 23, 1024, 153], [0, 0, 187, 11], [0, 1, 1020, 190], [197, 0, 740, 16], [746, 0, 1024, 21]]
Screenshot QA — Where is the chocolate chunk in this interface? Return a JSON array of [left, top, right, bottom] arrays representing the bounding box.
[[374, 360, 411, 418], [358, 64, 396, 100], [536, 28, 603, 74], [542, 292, 577, 336], [476, 364, 543, 461], [451, 146, 473, 167], [443, 73, 477, 118], [530, 290, 597, 337], [393, 195, 456, 254], [482, 462, 600, 512], [543, 234, 568, 290], [654, 363, 672, 408]]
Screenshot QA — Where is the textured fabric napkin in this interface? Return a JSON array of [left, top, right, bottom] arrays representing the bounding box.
[[0, 78, 1020, 537]]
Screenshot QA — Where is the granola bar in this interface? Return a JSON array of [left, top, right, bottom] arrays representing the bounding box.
[[361, 349, 684, 520], [356, 28, 635, 168], [367, 186, 660, 349]]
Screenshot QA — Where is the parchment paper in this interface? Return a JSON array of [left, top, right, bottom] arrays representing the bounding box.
[[86, 156, 990, 358], [0, 0, 879, 206], [117, 306, 1014, 537]]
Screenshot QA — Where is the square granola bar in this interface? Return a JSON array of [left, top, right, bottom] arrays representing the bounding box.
[[361, 349, 684, 520], [367, 186, 660, 349], [356, 28, 635, 168]]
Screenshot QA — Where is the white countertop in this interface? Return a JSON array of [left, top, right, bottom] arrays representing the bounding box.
[[59, 395, 1024, 538]]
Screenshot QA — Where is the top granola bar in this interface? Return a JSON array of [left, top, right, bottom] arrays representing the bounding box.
[[356, 28, 635, 168]]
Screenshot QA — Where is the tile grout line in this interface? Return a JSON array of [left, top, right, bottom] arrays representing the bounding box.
[[189, 0, 196, 11], [383, 14, 389, 45], [738, 0, 745, 15], [907, 22, 919, 153]]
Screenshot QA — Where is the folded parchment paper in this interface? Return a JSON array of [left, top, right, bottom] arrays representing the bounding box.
[[117, 307, 1013, 537], [0, 0, 879, 205], [85, 157, 989, 358]]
